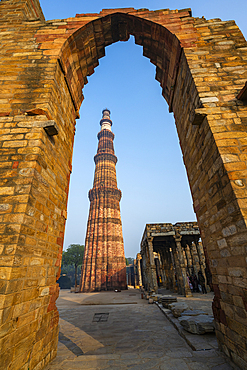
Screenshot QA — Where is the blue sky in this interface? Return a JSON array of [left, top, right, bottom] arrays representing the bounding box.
[[39, 0, 247, 258]]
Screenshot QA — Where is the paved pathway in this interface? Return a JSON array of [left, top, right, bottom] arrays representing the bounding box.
[[44, 289, 240, 370]]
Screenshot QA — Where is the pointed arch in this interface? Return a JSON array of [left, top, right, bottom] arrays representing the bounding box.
[[1, 2, 247, 369]]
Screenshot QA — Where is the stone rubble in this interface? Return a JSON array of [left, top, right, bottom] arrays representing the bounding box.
[[168, 302, 192, 318], [178, 314, 215, 335], [181, 309, 209, 316], [160, 296, 178, 308]]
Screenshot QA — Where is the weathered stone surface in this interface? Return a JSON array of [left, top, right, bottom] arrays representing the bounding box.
[[168, 302, 192, 318], [0, 0, 247, 368], [178, 315, 215, 334], [161, 296, 177, 308], [149, 294, 164, 302], [139, 223, 203, 297], [181, 310, 208, 316], [80, 110, 126, 292], [43, 290, 235, 370]]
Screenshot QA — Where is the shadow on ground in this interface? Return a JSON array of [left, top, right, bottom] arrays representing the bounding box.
[[44, 289, 240, 370]]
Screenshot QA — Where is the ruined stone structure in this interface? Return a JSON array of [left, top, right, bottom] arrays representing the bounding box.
[[79, 109, 126, 292], [0, 0, 247, 368], [138, 223, 210, 297]]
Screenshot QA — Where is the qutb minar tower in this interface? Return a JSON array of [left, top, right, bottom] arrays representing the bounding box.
[[80, 109, 127, 292]]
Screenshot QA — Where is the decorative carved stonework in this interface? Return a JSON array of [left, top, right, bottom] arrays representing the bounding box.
[[80, 109, 127, 292]]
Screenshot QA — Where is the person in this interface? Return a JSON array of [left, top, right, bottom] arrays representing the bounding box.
[[187, 274, 193, 292], [205, 267, 212, 291], [198, 270, 207, 294], [192, 273, 199, 292]]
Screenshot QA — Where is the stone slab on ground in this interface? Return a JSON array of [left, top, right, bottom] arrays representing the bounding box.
[[158, 288, 214, 315], [160, 296, 177, 308], [44, 289, 240, 370], [148, 294, 164, 302], [168, 302, 192, 317], [156, 303, 218, 351], [182, 310, 209, 316], [178, 315, 215, 334]]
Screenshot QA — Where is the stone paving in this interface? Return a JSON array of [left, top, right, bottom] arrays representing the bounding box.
[[44, 289, 240, 370]]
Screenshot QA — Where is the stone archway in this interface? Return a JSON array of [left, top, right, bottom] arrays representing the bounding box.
[[0, 1, 247, 369]]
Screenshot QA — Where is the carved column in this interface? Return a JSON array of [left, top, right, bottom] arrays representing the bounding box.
[[191, 241, 201, 274], [182, 247, 189, 272], [158, 251, 166, 287], [170, 243, 183, 294], [147, 237, 158, 292], [161, 248, 170, 289], [188, 241, 198, 275], [145, 241, 151, 290], [143, 243, 150, 290], [195, 239, 203, 269], [141, 247, 147, 290], [80, 110, 126, 292], [185, 244, 193, 275], [169, 246, 178, 292], [136, 253, 142, 287], [198, 240, 209, 290], [195, 239, 207, 282], [173, 235, 192, 297]]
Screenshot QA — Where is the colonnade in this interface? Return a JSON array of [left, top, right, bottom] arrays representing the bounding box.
[[137, 223, 211, 296]]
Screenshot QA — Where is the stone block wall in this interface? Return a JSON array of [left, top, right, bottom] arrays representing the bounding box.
[[171, 20, 247, 367], [0, 2, 76, 368], [0, 113, 75, 369], [0, 0, 247, 368]]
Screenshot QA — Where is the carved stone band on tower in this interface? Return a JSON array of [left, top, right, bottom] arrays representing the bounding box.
[[79, 109, 127, 292]]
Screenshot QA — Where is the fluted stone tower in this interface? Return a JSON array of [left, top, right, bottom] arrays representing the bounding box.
[[80, 109, 127, 292]]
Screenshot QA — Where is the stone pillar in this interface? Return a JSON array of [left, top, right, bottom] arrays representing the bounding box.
[[144, 241, 152, 291], [195, 239, 203, 269], [195, 239, 207, 282], [136, 253, 142, 287], [169, 247, 178, 292], [191, 241, 201, 275], [162, 249, 169, 289], [171, 244, 184, 294], [147, 237, 158, 293], [141, 246, 149, 291], [188, 241, 198, 275], [133, 259, 137, 287], [182, 247, 189, 272], [173, 236, 192, 297], [160, 249, 169, 289], [197, 240, 210, 290], [142, 249, 148, 290], [158, 251, 166, 287], [185, 244, 193, 275]]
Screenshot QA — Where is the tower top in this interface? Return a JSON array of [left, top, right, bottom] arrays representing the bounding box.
[[100, 108, 112, 131]]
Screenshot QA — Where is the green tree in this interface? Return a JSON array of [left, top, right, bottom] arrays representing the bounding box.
[[126, 257, 134, 265], [62, 244, 84, 289]]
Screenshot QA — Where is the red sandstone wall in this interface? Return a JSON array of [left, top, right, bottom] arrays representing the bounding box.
[[80, 127, 126, 292]]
